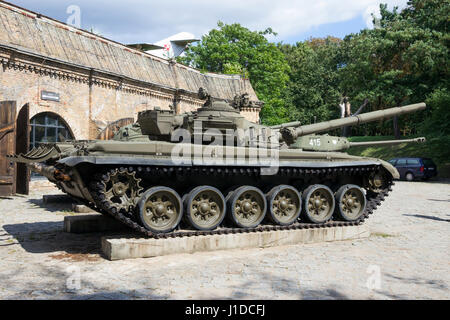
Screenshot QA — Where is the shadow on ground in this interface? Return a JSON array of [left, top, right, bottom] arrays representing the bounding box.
[[385, 273, 448, 291], [423, 178, 450, 185], [376, 273, 449, 299], [27, 197, 75, 213], [427, 199, 450, 202], [2, 221, 138, 257], [207, 271, 351, 300], [0, 263, 169, 300], [403, 214, 450, 222]]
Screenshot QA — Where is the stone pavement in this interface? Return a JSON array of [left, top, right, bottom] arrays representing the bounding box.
[[0, 180, 449, 299]]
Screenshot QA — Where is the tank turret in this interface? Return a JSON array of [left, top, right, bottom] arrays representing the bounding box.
[[113, 88, 269, 146]]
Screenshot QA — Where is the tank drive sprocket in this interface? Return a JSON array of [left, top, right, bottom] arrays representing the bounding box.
[[97, 167, 143, 213]]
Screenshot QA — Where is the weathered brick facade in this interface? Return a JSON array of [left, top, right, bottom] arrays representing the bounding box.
[[0, 1, 262, 140]]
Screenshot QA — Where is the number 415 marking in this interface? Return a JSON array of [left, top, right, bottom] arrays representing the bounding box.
[[309, 138, 321, 146]]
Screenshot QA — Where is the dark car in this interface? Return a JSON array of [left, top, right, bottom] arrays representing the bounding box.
[[388, 157, 438, 181]]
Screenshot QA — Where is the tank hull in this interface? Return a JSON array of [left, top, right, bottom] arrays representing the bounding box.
[[52, 159, 393, 238], [56, 139, 399, 177]]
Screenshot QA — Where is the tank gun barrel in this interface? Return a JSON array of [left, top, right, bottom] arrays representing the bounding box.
[[270, 121, 302, 130], [349, 137, 426, 147], [281, 103, 426, 143]]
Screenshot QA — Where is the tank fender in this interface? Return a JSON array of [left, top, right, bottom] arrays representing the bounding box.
[[378, 159, 400, 179]]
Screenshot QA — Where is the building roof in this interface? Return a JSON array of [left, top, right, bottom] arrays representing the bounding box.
[[0, 1, 259, 102]]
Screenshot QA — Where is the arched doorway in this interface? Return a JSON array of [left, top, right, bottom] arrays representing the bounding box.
[[30, 112, 74, 149]]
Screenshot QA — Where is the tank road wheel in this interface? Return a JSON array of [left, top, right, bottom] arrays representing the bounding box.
[[228, 186, 266, 228], [267, 185, 301, 226], [302, 184, 335, 223], [184, 186, 226, 231], [138, 187, 183, 233], [365, 170, 389, 193], [102, 169, 143, 212], [335, 184, 366, 221]]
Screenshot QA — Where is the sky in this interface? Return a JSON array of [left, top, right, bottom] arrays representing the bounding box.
[[9, 0, 409, 44]]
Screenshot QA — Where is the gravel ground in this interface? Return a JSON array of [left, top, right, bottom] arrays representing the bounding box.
[[0, 180, 449, 300]]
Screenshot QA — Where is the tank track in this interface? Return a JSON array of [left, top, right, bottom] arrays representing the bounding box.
[[88, 165, 393, 239]]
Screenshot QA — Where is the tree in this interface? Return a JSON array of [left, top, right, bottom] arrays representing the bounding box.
[[278, 37, 343, 126], [178, 22, 290, 125], [337, 1, 449, 136]]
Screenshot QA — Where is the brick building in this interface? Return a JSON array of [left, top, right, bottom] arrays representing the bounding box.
[[0, 1, 262, 195]]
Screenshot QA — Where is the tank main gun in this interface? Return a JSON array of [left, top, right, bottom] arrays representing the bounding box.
[[270, 121, 302, 130], [349, 137, 426, 147], [279, 103, 426, 144]]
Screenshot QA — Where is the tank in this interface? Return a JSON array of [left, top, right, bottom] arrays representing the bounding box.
[[8, 89, 427, 237]]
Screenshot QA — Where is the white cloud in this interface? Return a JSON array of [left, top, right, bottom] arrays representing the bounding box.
[[14, 0, 409, 42]]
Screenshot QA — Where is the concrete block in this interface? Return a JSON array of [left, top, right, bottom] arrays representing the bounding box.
[[42, 194, 73, 204], [102, 225, 371, 261], [64, 214, 128, 233], [71, 204, 95, 213]]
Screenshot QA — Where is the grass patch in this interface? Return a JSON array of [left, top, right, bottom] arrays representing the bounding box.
[[371, 232, 395, 238], [56, 209, 77, 216], [347, 135, 450, 178]]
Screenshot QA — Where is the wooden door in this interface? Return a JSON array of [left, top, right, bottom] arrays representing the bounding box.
[[97, 118, 134, 140], [16, 104, 30, 194], [0, 101, 16, 196]]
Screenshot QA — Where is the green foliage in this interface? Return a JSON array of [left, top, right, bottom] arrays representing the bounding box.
[[421, 88, 450, 136], [337, 0, 449, 136], [258, 97, 294, 125], [401, 0, 450, 33], [278, 37, 342, 125], [178, 21, 290, 124]]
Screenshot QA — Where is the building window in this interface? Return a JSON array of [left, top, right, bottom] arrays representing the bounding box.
[[29, 113, 74, 179], [30, 112, 74, 149]]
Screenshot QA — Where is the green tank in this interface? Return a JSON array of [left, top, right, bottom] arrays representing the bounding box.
[[8, 90, 427, 237]]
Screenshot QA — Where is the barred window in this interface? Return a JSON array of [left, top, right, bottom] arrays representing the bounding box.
[[30, 112, 74, 149]]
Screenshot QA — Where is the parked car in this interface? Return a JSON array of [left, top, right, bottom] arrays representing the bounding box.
[[388, 157, 438, 181]]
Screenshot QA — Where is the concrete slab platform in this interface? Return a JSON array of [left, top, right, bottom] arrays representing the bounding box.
[[101, 225, 370, 261], [64, 214, 128, 233], [42, 194, 73, 204]]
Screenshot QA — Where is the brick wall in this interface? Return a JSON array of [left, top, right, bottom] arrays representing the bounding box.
[[0, 56, 261, 140]]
